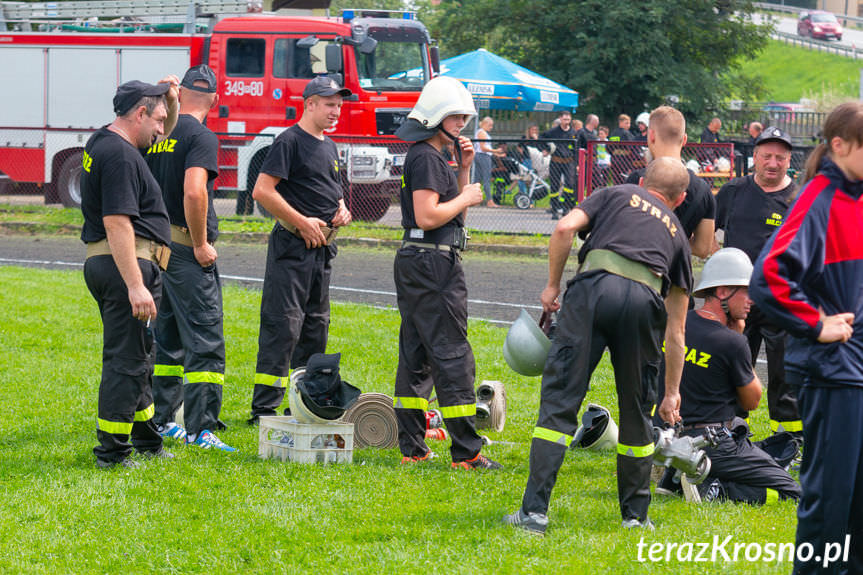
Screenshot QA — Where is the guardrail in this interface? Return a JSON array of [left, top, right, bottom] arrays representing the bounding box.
[[771, 29, 863, 59], [754, 2, 863, 25]]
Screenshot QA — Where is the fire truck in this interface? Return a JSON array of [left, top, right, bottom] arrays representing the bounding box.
[[0, 1, 439, 220]]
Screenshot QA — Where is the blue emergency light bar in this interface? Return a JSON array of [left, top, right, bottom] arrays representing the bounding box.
[[342, 9, 416, 23]]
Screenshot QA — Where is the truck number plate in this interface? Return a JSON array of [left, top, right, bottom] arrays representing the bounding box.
[[393, 154, 406, 167], [224, 80, 264, 97]]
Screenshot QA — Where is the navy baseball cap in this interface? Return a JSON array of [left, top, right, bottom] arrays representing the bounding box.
[[303, 76, 352, 99], [113, 80, 170, 115], [755, 126, 792, 149], [181, 64, 218, 93]]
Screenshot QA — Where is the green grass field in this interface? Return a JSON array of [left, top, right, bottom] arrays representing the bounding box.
[[736, 39, 861, 104], [0, 266, 798, 574]]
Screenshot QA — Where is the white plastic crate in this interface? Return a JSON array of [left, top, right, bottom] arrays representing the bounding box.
[[258, 416, 354, 464]]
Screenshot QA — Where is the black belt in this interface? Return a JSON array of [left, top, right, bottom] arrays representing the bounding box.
[[402, 227, 469, 251], [681, 420, 733, 432]]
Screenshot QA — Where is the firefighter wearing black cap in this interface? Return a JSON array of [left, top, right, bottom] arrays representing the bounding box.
[[392, 75, 500, 470], [146, 65, 234, 451], [715, 126, 800, 434], [248, 76, 353, 423], [81, 75, 179, 468], [505, 157, 693, 535]]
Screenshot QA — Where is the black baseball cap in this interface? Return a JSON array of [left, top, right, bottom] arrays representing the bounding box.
[[113, 80, 170, 116], [755, 126, 792, 149], [302, 75, 352, 99], [181, 64, 217, 93]]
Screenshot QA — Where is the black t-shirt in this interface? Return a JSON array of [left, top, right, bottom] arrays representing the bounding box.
[[626, 168, 715, 239], [541, 125, 578, 158], [715, 175, 797, 263], [608, 128, 634, 142], [259, 124, 342, 222], [700, 128, 720, 144], [80, 127, 170, 245], [679, 311, 754, 425], [399, 141, 463, 230], [145, 114, 220, 243], [576, 184, 693, 295], [576, 128, 598, 150]]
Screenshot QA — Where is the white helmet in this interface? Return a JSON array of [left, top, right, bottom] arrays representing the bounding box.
[[636, 112, 650, 127], [396, 76, 476, 142], [693, 247, 753, 298], [572, 404, 618, 450]]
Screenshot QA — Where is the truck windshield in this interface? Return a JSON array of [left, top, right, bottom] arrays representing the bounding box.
[[355, 39, 426, 91]]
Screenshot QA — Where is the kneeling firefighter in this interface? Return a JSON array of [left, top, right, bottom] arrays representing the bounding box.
[[391, 76, 500, 470]]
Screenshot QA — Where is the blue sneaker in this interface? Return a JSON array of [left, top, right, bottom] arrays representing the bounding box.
[[186, 430, 236, 452], [158, 422, 187, 442]]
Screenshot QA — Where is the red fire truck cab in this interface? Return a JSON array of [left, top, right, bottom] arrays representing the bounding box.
[[0, 3, 437, 220]]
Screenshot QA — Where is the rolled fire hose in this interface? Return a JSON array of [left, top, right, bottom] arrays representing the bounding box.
[[341, 392, 399, 449], [475, 380, 507, 432]]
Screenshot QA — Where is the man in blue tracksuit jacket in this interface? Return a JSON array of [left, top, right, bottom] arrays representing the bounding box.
[[750, 112, 862, 574]]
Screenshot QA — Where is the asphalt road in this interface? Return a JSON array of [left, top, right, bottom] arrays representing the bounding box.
[[0, 234, 576, 326]]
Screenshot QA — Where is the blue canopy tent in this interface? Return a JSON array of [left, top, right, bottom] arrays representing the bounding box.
[[395, 48, 578, 112], [439, 49, 578, 112]]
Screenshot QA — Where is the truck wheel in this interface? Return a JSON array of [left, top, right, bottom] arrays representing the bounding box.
[[57, 152, 84, 208], [514, 192, 532, 210]]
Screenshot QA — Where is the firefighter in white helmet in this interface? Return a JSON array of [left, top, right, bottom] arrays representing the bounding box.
[[392, 76, 501, 470], [655, 248, 801, 504]]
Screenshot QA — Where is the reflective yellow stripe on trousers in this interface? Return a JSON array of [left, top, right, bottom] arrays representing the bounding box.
[[255, 373, 288, 388], [134, 403, 155, 422], [393, 396, 429, 411], [186, 371, 225, 385], [770, 420, 803, 433], [532, 427, 573, 447], [439, 403, 476, 419], [97, 418, 133, 435], [617, 442, 655, 457], [154, 364, 184, 378]]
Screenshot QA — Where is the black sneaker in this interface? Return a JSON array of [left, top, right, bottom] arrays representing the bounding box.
[[140, 448, 175, 460], [503, 508, 548, 536], [96, 457, 141, 470], [451, 453, 502, 470], [697, 478, 724, 502], [655, 468, 683, 496], [622, 517, 655, 530]]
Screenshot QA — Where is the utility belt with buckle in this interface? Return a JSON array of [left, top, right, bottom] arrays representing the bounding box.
[[86, 236, 171, 271], [401, 226, 469, 252], [681, 419, 734, 432], [170, 224, 193, 247], [578, 249, 662, 294], [169, 224, 215, 248], [277, 218, 338, 246]]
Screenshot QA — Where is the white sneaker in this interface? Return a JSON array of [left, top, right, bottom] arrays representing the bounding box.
[[186, 430, 236, 452], [158, 422, 187, 441]]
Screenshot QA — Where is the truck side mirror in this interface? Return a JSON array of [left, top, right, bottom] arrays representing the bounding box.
[[430, 46, 440, 75], [296, 35, 318, 49], [359, 36, 377, 55], [325, 43, 343, 74]]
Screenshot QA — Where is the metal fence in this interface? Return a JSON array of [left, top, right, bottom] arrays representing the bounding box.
[[0, 130, 815, 236], [721, 109, 826, 145]]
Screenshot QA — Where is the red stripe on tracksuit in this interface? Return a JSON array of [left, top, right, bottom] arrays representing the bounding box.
[[824, 185, 863, 265], [762, 175, 828, 329]]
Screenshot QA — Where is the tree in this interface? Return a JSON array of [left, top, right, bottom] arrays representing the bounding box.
[[420, 0, 768, 124]]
